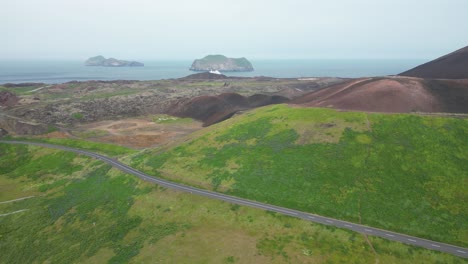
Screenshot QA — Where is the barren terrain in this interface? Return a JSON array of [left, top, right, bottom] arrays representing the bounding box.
[[399, 46, 468, 79], [71, 117, 202, 148], [291, 76, 468, 113], [1, 73, 468, 146]]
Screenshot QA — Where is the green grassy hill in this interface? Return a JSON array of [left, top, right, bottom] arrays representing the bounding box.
[[129, 105, 468, 247], [1, 143, 465, 263]]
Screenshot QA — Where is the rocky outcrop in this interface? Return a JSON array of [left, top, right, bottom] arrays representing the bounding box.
[[4, 78, 335, 128], [0, 114, 49, 135], [12, 94, 173, 125], [0, 91, 19, 107], [190, 55, 254, 72], [85, 56, 144, 67], [0, 128, 8, 137]]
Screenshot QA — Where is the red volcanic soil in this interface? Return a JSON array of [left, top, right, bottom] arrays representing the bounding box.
[[291, 77, 468, 113], [168, 93, 289, 126], [399, 46, 468, 79]]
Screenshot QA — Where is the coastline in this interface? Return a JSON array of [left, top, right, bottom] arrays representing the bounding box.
[[0, 59, 426, 84]]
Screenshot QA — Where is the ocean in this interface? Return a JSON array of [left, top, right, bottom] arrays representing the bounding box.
[[0, 59, 425, 84]]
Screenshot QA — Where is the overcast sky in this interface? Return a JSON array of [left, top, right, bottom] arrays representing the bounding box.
[[1, 0, 467, 60]]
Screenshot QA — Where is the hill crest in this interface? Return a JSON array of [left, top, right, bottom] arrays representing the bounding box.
[[399, 46, 468, 79]]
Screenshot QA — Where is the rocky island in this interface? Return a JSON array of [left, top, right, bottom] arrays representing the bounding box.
[[85, 55, 144, 67], [190, 55, 254, 72]]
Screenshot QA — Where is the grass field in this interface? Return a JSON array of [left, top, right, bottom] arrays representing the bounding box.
[[1, 143, 466, 263], [129, 105, 468, 247], [4, 137, 137, 156], [0, 85, 45, 95]]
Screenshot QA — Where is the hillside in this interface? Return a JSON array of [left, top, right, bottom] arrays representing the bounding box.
[[399, 46, 468, 79], [1, 74, 467, 261], [291, 77, 468, 113], [2, 143, 462, 263], [130, 105, 468, 247], [168, 93, 289, 126], [0, 77, 336, 136]]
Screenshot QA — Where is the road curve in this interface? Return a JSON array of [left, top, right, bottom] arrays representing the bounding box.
[[1, 140, 467, 258]]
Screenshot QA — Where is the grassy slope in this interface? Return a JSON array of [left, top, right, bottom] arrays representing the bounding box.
[[0, 144, 464, 263], [130, 105, 468, 247], [5, 137, 137, 156], [0, 85, 49, 96]]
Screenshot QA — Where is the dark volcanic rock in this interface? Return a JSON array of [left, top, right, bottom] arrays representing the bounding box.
[[85, 55, 144, 67], [181, 72, 228, 80], [422, 79, 468, 113], [168, 93, 289, 126], [0, 91, 19, 107], [4, 78, 335, 129], [0, 114, 49, 135], [0, 128, 8, 137], [248, 94, 290, 107], [14, 94, 173, 125], [190, 55, 254, 72], [399, 46, 468, 79]]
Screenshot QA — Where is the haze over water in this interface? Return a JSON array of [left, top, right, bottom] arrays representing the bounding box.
[[2, 1, 467, 62], [0, 59, 425, 84]]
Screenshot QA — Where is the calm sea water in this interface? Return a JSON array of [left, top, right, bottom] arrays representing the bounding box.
[[0, 59, 425, 84]]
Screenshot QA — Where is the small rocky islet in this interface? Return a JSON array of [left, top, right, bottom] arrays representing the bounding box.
[[85, 55, 144, 67]]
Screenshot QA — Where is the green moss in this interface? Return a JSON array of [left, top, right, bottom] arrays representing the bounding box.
[[0, 147, 179, 264], [5, 137, 137, 156], [71, 112, 84, 119], [0, 85, 42, 95], [132, 105, 468, 247], [73, 129, 109, 139], [10, 150, 82, 180], [46, 125, 59, 133], [1, 143, 464, 263]]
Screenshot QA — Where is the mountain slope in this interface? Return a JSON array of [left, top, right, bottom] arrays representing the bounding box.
[[399, 46, 468, 79], [290, 77, 468, 113]]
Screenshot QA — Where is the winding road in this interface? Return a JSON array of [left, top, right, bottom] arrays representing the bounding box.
[[1, 140, 467, 258]]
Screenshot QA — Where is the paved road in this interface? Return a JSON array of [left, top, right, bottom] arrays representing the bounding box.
[[2, 140, 467, 258]]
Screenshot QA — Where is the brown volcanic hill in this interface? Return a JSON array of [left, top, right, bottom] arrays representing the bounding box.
[[291, 77, 468, 113], [399, 46, 468, 79], [168, 93, 289, 126]]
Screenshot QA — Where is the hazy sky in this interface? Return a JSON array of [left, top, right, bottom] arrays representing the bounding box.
[[2, 0, 467, 60]]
